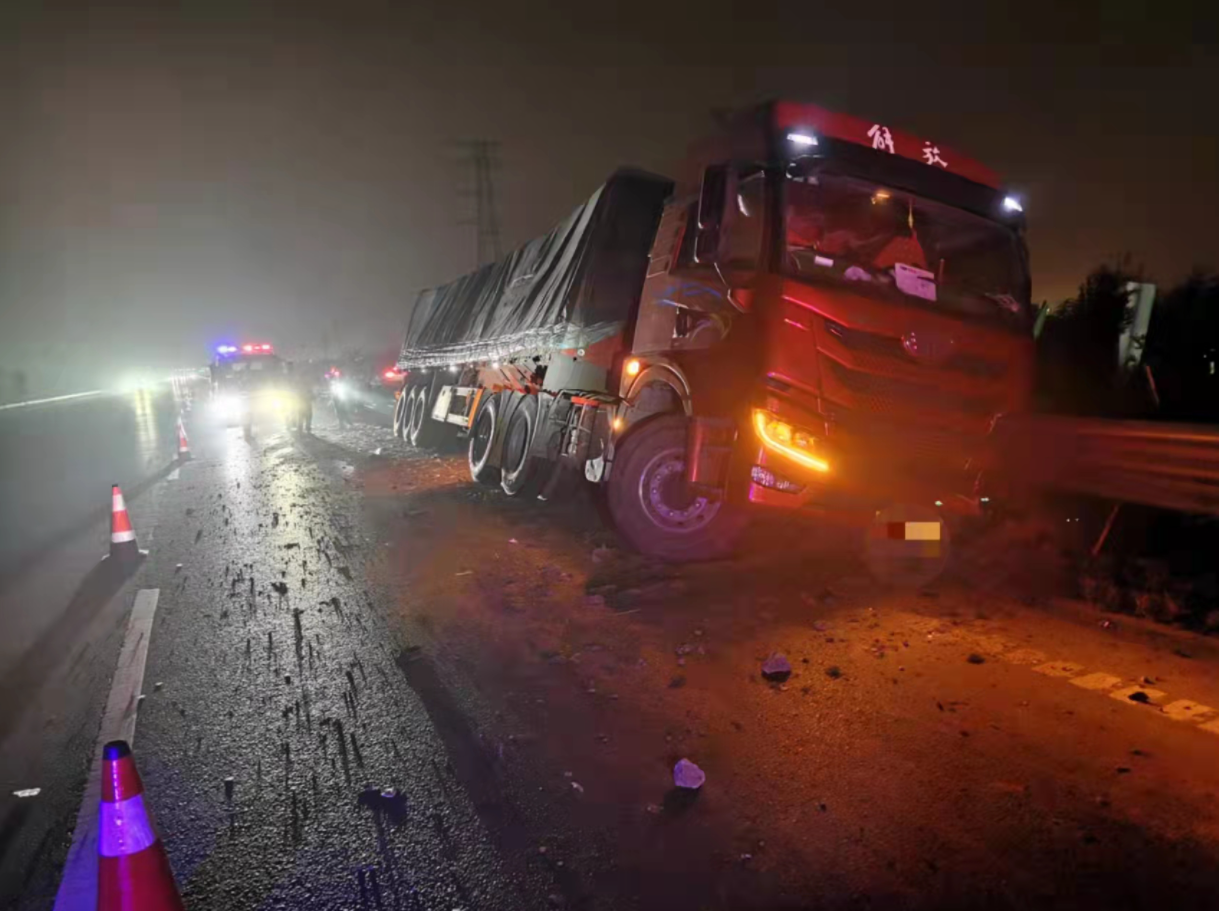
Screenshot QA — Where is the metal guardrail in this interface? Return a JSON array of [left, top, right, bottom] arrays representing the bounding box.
[[998, 415, 1219, 516]]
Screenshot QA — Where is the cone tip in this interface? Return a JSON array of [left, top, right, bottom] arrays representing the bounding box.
[[102, 740, 131, 761]]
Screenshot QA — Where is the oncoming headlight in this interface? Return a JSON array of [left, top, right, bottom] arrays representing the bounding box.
[[752, 409, 829, 473]]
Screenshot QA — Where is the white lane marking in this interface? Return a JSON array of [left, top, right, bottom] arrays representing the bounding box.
[[54, 588, 160, 911], [167, 468, 180, 481], [1033, 661, 1085, 678], [1161, 699, 1217, 723], [0, 389, 107, 412], [1068, 672, 1123, 691], [1109, 684, 1166, 706]]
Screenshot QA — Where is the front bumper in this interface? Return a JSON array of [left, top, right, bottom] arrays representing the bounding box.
[[742, 418, 989, 524]]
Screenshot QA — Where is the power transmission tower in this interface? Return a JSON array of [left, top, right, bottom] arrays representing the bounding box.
[[457, 140, 503, 268]]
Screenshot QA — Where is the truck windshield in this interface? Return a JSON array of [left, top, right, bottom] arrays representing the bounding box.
[[784, 172, 1030, 330]]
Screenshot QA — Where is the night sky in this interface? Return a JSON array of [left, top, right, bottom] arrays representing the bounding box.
[[1, 1, 1214, 392]]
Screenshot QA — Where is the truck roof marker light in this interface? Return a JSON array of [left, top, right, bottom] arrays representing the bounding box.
[[786, 132, 818, 147], [752, 410, 829, 474], [625, 359, 642, 377], [1003, 196, 1024, 213]]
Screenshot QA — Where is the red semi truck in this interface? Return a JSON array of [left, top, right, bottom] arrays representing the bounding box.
[[393, 101, 1034, 559]]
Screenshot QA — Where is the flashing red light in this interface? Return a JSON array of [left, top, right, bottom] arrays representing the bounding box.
[[383, 370, 398, 379], [242, 344, 253, 352]]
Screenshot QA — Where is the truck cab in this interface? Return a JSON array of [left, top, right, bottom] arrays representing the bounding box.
[[209, 344, 296, 433], [619, 102, 1034, 544]]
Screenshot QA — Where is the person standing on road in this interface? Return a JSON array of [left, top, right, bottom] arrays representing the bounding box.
[[296, 368, 314, 433], [331, 375, 352, 428]]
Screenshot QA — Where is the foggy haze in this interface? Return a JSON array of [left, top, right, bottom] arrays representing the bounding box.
[[1, 0, 1214, 395]]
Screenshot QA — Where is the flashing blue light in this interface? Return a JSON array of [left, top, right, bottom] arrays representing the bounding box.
[[216, 345, 238, 354]]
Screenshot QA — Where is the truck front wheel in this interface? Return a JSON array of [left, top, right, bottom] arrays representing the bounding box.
[[606, 414, 746, 561]]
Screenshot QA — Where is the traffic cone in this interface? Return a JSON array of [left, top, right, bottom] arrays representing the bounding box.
[[109, 485, 144, 564], [97, 741, 185, 911], [176, 418, 192, 461]]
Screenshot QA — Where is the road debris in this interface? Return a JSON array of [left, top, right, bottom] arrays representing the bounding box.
[[673, 758, 706, 790], [762, 653, 792, 680], [271, 581, 289, 595], [967, 653, 986, 664]]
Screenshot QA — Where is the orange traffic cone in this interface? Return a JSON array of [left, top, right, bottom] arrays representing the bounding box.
[[176, 418, 192, 461], [97, 741, 185, 911], [109, 485, 144, 563]]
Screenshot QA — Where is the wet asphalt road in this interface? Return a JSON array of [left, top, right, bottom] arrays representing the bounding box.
[[5, 392, 1219, 909], [0, 387, 180, 908]]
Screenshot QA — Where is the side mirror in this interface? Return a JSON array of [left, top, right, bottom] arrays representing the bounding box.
[[695, 165, 736, 265]]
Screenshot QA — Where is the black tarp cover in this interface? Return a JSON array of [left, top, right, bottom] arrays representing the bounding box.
[[397, 169, 672, 370]]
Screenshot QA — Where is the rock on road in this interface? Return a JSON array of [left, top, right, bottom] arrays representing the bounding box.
[[4, 399, 1219, 909]]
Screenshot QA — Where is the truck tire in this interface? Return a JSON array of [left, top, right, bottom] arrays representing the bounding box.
[[393, 391, 409, 439], [468, 393, 501, 486], [606, 414, 747, 562], [409, 383, 445, 449], [500, 395, 543, 497]]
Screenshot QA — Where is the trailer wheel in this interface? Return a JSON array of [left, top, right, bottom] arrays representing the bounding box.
[[606, 414, 746, 561], [409, 383, 445, 448], [500, 395, 543, 497], [468, 393, 501, 486], [393, 390, 409, 439]]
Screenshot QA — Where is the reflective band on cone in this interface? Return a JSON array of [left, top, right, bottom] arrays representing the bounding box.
[[109, 485, 142, 560], [97, 741, 184, 911]]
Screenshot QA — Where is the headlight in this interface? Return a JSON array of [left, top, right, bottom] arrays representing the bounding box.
[[270, 393, 295, 411], [752, 409, 829, 473]]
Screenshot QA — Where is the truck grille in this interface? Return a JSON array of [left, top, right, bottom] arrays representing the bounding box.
[[825, 359, 1002, 418], [823, 319, 1006, 380]]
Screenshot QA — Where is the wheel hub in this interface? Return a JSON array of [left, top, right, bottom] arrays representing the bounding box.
[[638, 449, 720, 533]]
